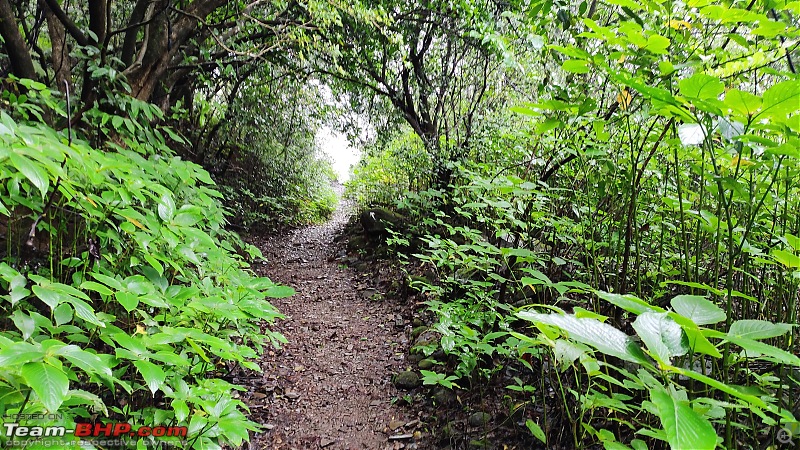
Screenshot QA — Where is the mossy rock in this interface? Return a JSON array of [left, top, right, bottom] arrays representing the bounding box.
[[418, 358, 436, 370], [359, 208, 406, 236], [394, 370, 421, 390], [413, 329, 440, 348], [432, 388, 456, 406], [411, 326, 428, 340], [468, 412, 491, 427]]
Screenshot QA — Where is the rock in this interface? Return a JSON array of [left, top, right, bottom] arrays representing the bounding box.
[[407, 353, 424, 364], [410, 326, 428, 340], [362, 288, 378, 300], [388, 433, 414, 441], [432, 388, 456, 405], [394, 371, 421, 390], [360, 208, 406, 237], [431, 349, 446, 361], [468, 412, 491, 427], [348, 235, 369, 251], [413, 329, 439, 348], [388, 419, 405, 431], [418, 359, 435, 370], [284, 391, 301, 400], [320, 437, 336, 447]]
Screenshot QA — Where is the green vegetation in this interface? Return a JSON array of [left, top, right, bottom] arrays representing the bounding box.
[[0, 87, 289, 448], [2, 0, 800, 448], [345, 1, 800, 449]]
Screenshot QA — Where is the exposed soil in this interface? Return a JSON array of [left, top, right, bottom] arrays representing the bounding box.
[[240, 196, 425, 450]]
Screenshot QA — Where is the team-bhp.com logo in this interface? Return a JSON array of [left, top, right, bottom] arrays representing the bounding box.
[[4, 421, 187, 443]]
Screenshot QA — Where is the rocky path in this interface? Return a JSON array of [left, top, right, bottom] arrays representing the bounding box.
[[244, 197, 419, 450]]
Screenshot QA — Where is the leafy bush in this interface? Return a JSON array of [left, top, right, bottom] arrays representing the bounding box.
[[346, 128, 431, 208], [0, 86, 289, 449]]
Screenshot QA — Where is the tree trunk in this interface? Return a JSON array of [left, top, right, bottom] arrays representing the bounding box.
[[126, 0, 227, 102], [0, 0, 37, 81], [44, 6, 70, 93]]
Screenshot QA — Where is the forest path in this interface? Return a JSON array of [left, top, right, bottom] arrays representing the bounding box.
[[244, 194, 417, 450]]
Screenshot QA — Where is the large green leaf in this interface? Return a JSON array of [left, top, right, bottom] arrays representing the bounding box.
[[562, 60, 590, 73], [772, 249, 800, 268], [518, 312, 649, 365], [678, 74, 724, 100], [724, 89, 761, 118], [9, 152, 49, 199], [728, 320, 793, 340], [595, 291, 662, 315], [650, 388, 717, 449], [759, 80, 800, 119], [632, 312, 688, 365], [265, 285, 295, 298], [670, 295, 726, 326], [31, 284, 68, 310], [0, 341, 45, 365], [158, 193, 176, 221], [134, 360, 166, 395], [21, 362, 70, 413], [55, 345, 113, 377]]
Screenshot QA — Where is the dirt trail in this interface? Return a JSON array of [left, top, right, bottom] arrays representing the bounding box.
[[245, 196, 417, 450]]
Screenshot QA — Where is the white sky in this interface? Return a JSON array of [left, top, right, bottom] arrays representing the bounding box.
[[317, 125, 360, 182]]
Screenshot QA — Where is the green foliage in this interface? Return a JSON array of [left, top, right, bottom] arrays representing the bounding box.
[[355, 0, 800, 447], [346, 128, 431, 208], [185, 69, 339, 229], [0, 90, 288, 448]]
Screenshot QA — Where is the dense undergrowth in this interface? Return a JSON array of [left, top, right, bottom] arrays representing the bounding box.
[[346, 3, 800, 448], [0, 81, 290, 449]]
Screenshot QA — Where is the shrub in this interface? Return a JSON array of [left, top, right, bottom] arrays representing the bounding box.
[[0, 87, 289, 449]]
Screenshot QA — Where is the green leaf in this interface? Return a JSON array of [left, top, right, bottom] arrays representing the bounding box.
[[32, 284, 67, 310], [53, 303, 73, 326], [21, 362, 70, 413], [158, 193, 176, 221], [9, 152, 49, 199], [759, 80, 800, 119], [643, 34, 670, 54], [632, 312, 688, 365], [772, 249, 800, 268], [595, 290, 661, 315], [0, 341, 45, 365], [173, 399, 190, 423], [134, 360, 166, 395], [724, 89, 761, 118], [116, 291, 140, 312], [679, 74, 724, 100], [728, 320, 793, 340], [525, 419, 546, 443], [650, 388, 717, 450], [670, 295, 726, 325], [562, 60, 590, 73], [672, 365, 767, 409], [80, 281, 113, 296], [518, 312, 649, 365], [265, 285, 295, 298], [69, 297, 105, 327], [11, 310, 36, 340], [55, 345, 112, 377]]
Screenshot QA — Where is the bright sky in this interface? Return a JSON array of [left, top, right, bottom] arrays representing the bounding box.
[[317, 125, 360, 182]]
